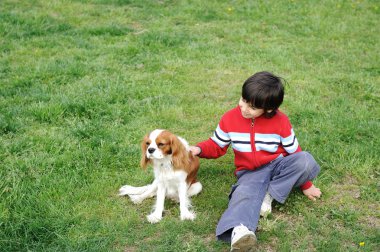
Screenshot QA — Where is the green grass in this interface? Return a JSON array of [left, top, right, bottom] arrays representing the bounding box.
[[1, 0, 379, 251]]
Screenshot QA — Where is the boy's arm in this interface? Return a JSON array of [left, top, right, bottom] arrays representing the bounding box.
[[280, 115, 316, 193], [191, 120, 231, 159], [195, 138, 229, 159]]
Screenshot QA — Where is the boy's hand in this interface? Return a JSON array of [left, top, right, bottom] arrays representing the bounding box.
[[190, 146, 201, 156], [302, 184, 322, 201]]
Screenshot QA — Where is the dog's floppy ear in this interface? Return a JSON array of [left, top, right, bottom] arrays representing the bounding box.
[[170, 134, 189, 169], [140, 134, 151, 169]]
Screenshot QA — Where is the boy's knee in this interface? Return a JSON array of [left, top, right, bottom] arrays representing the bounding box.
[[290, 152, 318, 172], [300, 151, 320, 177], [231, 184, 263, 200]]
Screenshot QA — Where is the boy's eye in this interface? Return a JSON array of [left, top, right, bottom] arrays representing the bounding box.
[[242, 98, 254, 107]]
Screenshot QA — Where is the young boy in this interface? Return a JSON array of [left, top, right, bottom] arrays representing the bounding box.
[[190, 71, 321, 251]]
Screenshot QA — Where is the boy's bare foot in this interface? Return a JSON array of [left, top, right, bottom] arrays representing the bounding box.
[[302, 184, 322, 201]]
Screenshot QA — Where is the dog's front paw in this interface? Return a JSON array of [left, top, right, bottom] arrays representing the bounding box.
[[180, 210, 196, 221], [147, 212, 162, 223], [129, 195, 144, 204]]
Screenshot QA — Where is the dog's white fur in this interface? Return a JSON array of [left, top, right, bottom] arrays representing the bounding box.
[[119, 129, 202, 223]]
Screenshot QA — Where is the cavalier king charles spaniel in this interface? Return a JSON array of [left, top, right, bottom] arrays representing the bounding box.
[[119, 129, 202, 223]]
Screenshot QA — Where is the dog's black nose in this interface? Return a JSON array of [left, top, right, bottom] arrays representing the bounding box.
[[148, 148, 155, 154]]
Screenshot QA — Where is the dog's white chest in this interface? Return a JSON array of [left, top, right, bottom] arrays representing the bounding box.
[[153, 160, 187, 198]]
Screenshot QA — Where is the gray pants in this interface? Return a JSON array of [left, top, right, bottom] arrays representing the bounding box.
[[216, 151, 320, 242]]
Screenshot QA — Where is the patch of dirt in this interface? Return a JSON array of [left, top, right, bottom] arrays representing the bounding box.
[[257, 237, 279, 252], [328, 175, 361, 202], [124, 246, 137, 252], [359, 207, 380, 229], [322, 175, 380, 229]]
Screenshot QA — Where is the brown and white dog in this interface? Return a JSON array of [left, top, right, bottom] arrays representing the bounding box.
[[119, 129, 202, 223]]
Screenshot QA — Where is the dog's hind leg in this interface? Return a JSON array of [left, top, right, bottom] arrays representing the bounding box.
[[187, 182, 202, 197]]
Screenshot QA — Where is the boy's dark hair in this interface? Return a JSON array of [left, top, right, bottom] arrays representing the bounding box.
[[242, 71, 284, 118]]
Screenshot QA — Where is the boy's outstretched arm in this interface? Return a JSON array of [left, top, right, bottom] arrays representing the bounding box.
[[302, 184, 322, 201]]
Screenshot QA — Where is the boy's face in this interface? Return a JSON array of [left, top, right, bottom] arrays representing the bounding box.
[[239, 97, 268, 119]]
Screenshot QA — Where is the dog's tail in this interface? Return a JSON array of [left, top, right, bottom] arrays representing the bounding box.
[[187, 182, 202, 197], [119, 184, 151, 196]]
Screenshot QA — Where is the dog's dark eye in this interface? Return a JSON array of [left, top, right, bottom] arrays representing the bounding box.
[[158, 143, 165, 147], [145, 142, 150, 145]]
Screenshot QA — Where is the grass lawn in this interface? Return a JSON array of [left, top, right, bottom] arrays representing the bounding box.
[[1, 0, 379, 251]]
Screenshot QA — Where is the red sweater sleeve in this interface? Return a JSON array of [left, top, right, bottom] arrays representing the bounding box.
[[197, 112, 231, 159], [280, 114, 312, 190], [196, 138, 229, 159], [300, 181, 313, 190], [280, 115, 302, 154]]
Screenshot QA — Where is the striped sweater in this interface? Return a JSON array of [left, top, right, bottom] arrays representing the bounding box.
[[196, 106, 312, 190]]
